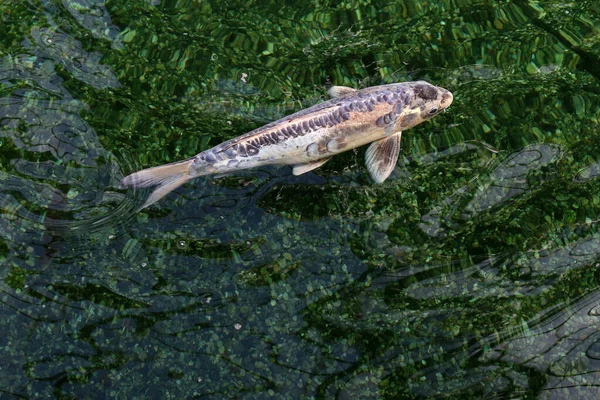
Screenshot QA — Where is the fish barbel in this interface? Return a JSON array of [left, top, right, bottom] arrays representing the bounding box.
[[121, 81, 453, 210]]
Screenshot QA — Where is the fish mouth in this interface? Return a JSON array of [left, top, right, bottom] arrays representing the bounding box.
[[439, 87, 454, 110]]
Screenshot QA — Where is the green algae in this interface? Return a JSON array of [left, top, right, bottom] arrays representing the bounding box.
[[1, 0, 600, 398]]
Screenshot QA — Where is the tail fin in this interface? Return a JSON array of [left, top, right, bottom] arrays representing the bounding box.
[[121, 158, 194, 210]]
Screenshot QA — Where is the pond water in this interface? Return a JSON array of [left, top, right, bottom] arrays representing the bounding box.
[[1, 0, 600, 398]]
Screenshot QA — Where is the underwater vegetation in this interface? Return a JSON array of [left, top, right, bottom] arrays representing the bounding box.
[[1, 0, 600, 398]]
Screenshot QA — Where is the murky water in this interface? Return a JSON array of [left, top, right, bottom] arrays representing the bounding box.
[[1, 0, 600, 398]]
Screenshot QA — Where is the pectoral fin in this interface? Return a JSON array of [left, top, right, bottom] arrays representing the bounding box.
[[328, 86, 357, 98], [365, 132, 402, 183], [292, 158, 330, 175]]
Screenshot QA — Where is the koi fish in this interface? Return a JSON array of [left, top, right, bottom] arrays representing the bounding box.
[[121, 81, 453, 210]]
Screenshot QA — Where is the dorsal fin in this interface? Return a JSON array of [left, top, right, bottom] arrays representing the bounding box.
[[328, 86, 357, 98]]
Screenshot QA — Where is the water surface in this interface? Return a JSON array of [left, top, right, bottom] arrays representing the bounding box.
[[1, 0, 600, 398]]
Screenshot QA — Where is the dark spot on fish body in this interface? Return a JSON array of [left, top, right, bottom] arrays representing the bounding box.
[[365, 101, 375, 112], [330, 113, 338, 125], [394, 102, 404, 114], [415, 84, 438, 101], [441, 92, 452, 105], [238, 144, 248, 157], [400, 113, 417, 128], [375, 112, 395, 127], [204, 151, 217, 163], [224, 147, 237, 158], [289, 126, 298, 137], [329, 111, 339, 124], [292, 125, 302, 137], [327, 137, 347, 152], [319, 142, 327, 153], [270, 132, 280, 142], [327, 113, 336, 125], [246, 145, 259, 156], [335, 108, 349, 122], [227, 159, 239, 168], [309, 119, 316, 130]]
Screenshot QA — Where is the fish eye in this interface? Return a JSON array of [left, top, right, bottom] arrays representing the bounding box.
[[428, 107, 439, 115]]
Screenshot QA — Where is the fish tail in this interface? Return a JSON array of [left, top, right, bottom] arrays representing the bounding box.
[[121, 158, 194, 210]]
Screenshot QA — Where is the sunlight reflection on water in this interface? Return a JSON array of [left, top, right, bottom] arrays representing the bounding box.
[[1, 0, 600, 398]]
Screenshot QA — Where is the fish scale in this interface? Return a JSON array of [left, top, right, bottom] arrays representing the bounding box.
[[121, 80, 453, 210]]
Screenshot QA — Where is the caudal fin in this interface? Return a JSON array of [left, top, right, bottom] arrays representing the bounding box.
[[121, 158, 194, 210]]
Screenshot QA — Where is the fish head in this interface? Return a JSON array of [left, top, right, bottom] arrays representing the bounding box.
[[393, 81, 453, 130]]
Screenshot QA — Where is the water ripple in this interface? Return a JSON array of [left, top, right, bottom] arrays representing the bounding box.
[[27, 25, 121, 89]]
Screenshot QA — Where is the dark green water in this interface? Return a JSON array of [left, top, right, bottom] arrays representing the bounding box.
[[2, 0, 600, 398]]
